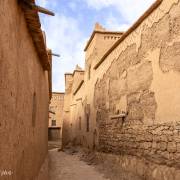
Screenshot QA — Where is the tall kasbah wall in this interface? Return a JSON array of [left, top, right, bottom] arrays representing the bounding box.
[[62, 70, 86, 147], [0, 1, 49, 180], [62, 74, 73, 146], [93, 0, 180, 179], [84, 31, 123, 148], [69, 82, 86, 146]]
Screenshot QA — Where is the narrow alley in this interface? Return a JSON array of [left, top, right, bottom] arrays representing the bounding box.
[[49, 149, 108, 180], [2, 0, 180, 180]]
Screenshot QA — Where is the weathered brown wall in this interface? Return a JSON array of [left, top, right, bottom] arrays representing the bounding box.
[[93, 0, 180, 179], [49, 93, 64, 128], [62, 70, 87, 147], [0, 0, 49, 179], [62, 74, 73, 146], [63, 0, 180, 179], [49, 93, 64, 141]]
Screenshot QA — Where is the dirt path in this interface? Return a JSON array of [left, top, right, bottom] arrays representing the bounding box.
[[49, 149, 108, 180]]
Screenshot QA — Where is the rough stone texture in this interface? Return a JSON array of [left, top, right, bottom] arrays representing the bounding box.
[[95, 152, 180, 180], [93, 0, 180, 179], [98, 121, 180, 168], [0, 1, 49, 180]]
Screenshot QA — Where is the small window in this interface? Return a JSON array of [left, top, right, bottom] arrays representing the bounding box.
[[51, 120, 56, 126], [88, 65, 91, 80], [79, 117, 81, 130], [86, 114, 89, 132], [32, 92, 37, 127]]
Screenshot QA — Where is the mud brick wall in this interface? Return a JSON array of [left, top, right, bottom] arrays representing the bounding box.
[[94, 0, 180, 173], [0, 1, 49, 180], [99, 121, 180, 168]]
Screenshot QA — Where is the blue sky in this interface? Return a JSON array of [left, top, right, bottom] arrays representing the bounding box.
[[36, 0, 155, 92]]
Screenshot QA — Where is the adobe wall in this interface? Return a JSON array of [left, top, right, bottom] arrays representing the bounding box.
[[93, 0, 180, 179], [49, 93, 64, 128], [62, 74, 73, 146], [49, 93, 64, 141], [69, 82, 86, 146], [62, 71, 87, 147], [0, 1, 49, 180], [82, 30, 123, 149]]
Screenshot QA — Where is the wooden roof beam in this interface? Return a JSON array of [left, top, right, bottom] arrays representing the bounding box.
[[48, 52, 61, 57], [21, 0, 55, 16]]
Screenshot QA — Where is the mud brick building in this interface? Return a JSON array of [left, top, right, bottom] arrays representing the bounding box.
[[62, 65, 85, 146], [49, 92, 64, 141], [62, 0, 180, 179], [0, 0, 52, 179]]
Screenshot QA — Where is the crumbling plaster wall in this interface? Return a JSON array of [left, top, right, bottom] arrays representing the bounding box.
[[0, 1, 49, 179], [94, 0, 180, 179], [83, 32, 123, 148]]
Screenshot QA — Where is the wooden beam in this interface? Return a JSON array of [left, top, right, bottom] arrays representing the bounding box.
[[48, 52, 60, 57], [49, 110, 55, 114], [110, 113, 127, 119], [52, 53, 60, 57], [33, 4, 55, 16], [21, 0, 55, 16]]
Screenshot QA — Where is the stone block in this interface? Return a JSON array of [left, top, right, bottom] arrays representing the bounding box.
[[159, 142, 167, 151], [175, 170, 180, 180], [152, 142, 157, 149], [162, 167, 175, 180], [143, 142, 152, 150], [177, 143, 180, 153], [152, 168, 163, 180], [167, 142, 177, 153], [159, 135, 168, 142]]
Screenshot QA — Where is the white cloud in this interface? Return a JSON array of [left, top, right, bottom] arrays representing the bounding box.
[[81, 0, 155, 23], [36, 0, 57, 8], [36, 0, 48, 7], [105, 14, 129, 31], [68, 2, 77, 11], [36, 0, 156, 92], [39, 13, 87, 92]]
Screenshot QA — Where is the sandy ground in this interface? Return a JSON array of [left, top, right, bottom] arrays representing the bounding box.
[[49, 149, 108, 180]]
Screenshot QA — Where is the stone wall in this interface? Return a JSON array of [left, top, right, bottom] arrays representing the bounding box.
[[99, 122, 180, 168], [93, 0, 180, 179], [0, 0, 50, 179], [95, 152, 180, 180]]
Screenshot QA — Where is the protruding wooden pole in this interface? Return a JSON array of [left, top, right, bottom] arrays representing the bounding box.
[[51, 53, 60, 57], [33, 4, 55, 16], [21, 0, 55, 16]]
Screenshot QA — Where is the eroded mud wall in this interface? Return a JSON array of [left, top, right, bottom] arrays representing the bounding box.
[[94, 0, 180, 179]]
